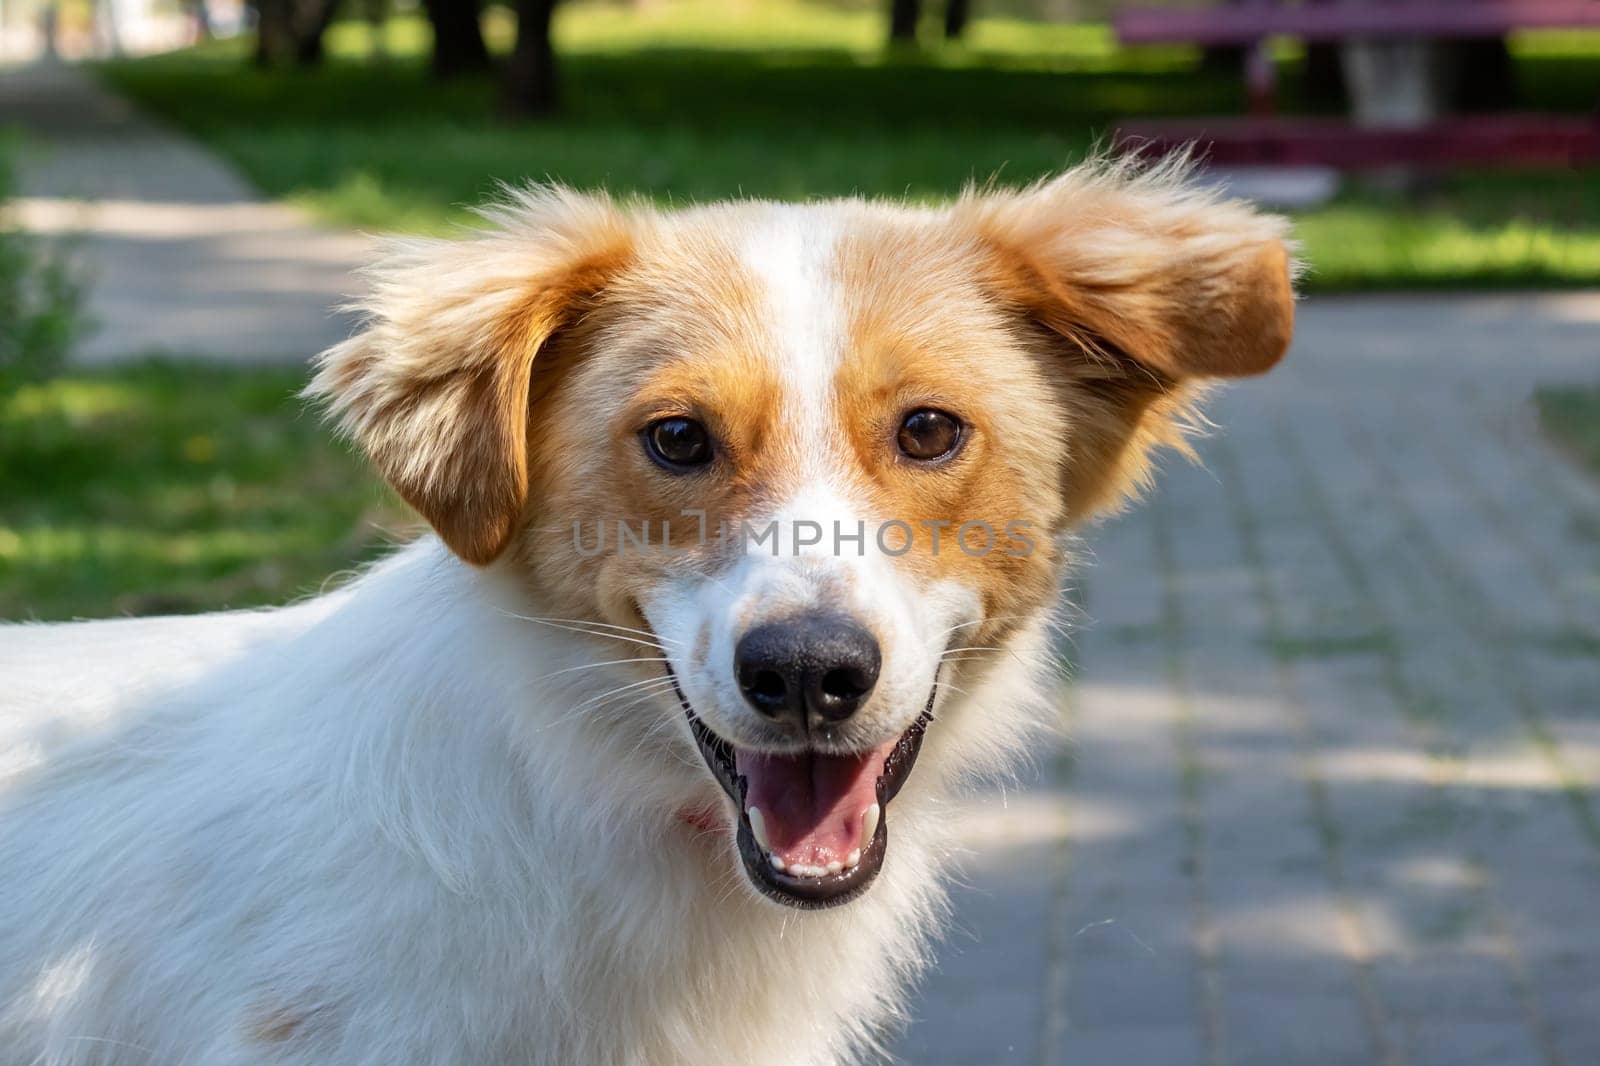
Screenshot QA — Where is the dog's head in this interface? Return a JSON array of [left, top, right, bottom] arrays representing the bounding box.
[[310, 162, 1294, 909]]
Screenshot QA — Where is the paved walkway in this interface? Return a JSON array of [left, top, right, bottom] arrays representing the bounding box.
[[1, 62, 370, 363], [10, 60, 1600, 1066], [901, 293, 1600, 1065]]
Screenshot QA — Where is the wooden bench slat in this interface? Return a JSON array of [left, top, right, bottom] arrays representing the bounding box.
[[1116, 115, 1600, 168], [1116, 0, 1600, 47]]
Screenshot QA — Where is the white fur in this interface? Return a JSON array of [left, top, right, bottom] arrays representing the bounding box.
[[0, 535, 1056, 1066]]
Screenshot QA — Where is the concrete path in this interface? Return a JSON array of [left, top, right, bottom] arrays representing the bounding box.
[[1, 62, 371, 364], [899, 292, 1600, 1065]]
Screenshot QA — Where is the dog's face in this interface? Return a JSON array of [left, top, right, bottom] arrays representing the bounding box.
[[312, 165, 1294, 909]]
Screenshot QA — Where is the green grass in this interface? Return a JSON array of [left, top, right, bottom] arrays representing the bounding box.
[[1537, 385, 1600, 482], [0, 361, 410, 621], [97, 0, 1600, 291]]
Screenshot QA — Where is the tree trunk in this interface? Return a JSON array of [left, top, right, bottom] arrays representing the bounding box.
[[252, 0, 338, 66], [294, 24, 326, 65], [888, 0, 920, 43], [425, 0, 490, 79], [296, 0, 340, 65], [503, 0, 559, 117], [253, 0, 292, 64], [192, 0, 215, 41], [942, 0, 969, 41]]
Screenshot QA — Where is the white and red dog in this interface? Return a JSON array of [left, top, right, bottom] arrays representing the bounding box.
[[0, 161, 1294, 1065]]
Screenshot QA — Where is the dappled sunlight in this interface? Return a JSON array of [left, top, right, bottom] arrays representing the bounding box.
[[16, 196, 362, 250], [1319, 743, 1594, 791], [1393, 854, 1483, 890], [949, 790, 1137, 848], [1214, 893, 1414, 957], [1536, 291, 1600, 323]]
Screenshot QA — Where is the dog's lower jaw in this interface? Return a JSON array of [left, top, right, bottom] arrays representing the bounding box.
[[677, 672, 937, 910]]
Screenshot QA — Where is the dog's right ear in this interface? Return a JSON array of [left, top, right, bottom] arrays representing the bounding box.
[[955, 160, 1297, 524], [306, 189, 635, 566]]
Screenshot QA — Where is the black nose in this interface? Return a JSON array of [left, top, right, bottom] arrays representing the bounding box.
[[735, 614, 882, 728]]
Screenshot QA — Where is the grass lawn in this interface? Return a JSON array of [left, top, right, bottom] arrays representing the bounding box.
[[0, 362, 409, 621], [98, 0, 1600, 291], [1536, 385, 1600, 483]]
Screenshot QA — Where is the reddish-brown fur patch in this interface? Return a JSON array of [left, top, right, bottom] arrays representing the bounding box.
[[518, 224, 791, 627], [829, 219, 1067, 643], [245, 1001, 328, 1046]]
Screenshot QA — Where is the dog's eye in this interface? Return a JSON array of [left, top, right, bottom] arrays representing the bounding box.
[[897, 409, 963, 462], [644, 417, 713, 470]]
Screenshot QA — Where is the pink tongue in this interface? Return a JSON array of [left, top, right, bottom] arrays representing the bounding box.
[[736, 741, 892, 868]]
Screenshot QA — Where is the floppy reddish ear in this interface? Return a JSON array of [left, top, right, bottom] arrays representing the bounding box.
[[306, 189, 635, 566], [956, 161, 1298, 522]]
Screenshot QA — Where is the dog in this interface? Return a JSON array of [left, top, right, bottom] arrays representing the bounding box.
[[0, 160, 1294, 1065]]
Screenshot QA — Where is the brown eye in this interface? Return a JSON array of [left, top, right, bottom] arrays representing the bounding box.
[[897, 408, 963, 462], [644, 417, 713, 470]]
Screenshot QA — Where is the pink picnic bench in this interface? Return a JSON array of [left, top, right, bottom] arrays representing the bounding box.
[[1112, 0, 1600, 169]]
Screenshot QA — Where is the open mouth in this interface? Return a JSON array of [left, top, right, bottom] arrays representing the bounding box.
[[671, 671, 936, 909]]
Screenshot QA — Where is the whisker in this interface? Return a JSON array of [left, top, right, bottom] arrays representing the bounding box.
[[498, 612, 682, 649], [933, 613, 1061, 641], [528, 656, 670, 685], [537, 677, 679, 731], [569, 675, 679, 716]]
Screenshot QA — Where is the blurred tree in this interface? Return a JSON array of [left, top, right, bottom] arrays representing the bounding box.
[[943, 0, 969, 40], [190, 0, 215, 41], [363, 0, 391, 62], [503, 0, 559, 116], [424, 0, 490, 78], [886, 0, 971, 44], [888, 0, 918, 41], [253, 0, 341, 65]]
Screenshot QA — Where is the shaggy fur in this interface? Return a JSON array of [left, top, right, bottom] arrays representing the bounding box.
[[0, 160, 1294, 1065]]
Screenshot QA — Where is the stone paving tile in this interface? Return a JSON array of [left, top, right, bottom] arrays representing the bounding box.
[[1055, 1023, 1207, 1066], [1402, 1019, 1547, 1066]]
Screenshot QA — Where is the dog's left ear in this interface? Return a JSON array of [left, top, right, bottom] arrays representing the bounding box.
[[956, 161, 1298, 522], [307, 189, 635, 566]]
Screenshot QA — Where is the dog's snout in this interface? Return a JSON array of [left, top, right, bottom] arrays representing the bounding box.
[[735, 615, 882, 727]]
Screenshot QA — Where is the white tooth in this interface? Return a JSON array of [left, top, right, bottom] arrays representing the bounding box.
[[769, 854, 786, 872], [845, 849, 861, 868], [861, 803, 881, 844], [747, 807, 771, 853], [792, 864, 824, 879], [825, 861, 842, 875]]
